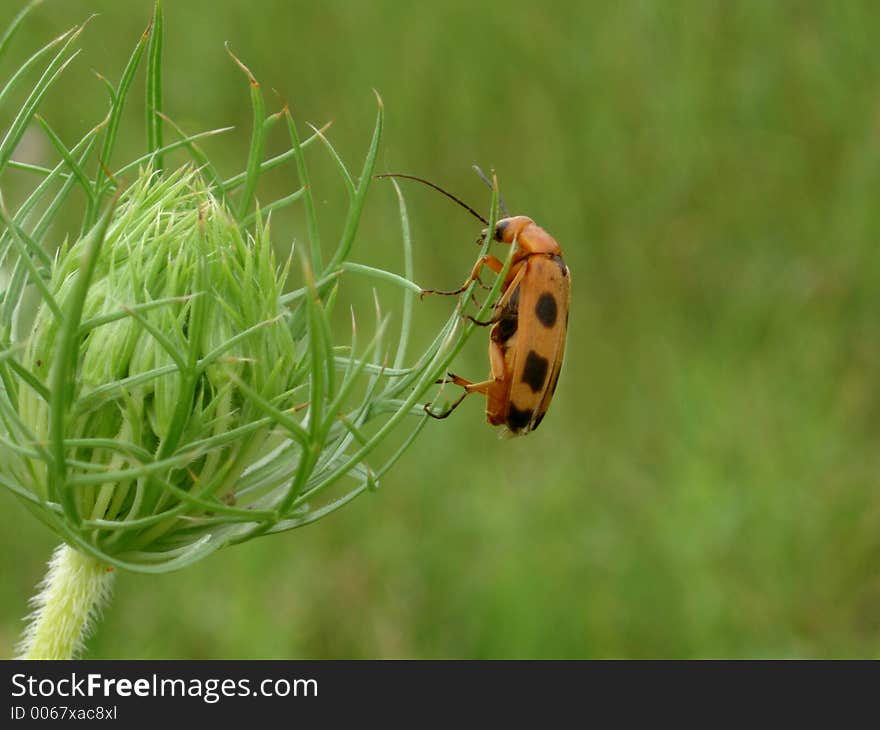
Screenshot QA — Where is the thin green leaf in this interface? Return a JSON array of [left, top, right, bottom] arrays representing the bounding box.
[[79, 294, 199, 335], [327, 90, 383, 269], [90, 18, 152, 225], [303, 260, 327, 445], [239, 187, 305, 228], [307, 121, 354, 198], [153, 112, 227, 199], [5, 160, 53, 176], [145, 0, 164, 167], [0, 0, 43, 64], [341, 261, 422, 294], [0, 196, 59, 320], [48, 197, 118, 520], [232, 377, 310, 447], [220, 121, 330, 193], [72, 364, 177, 417], [0, 23, 74, 109], [33, 114, 95, 204], [0, 116, 106, 275], [113, 125, 233, 180], [5, 357, 49, 402], [285, 109, 322, 271], [226, 44, 266, 220], [113, 295, 188, 374], [280, 269, 341, 305], [24, 132, 101, 258], [389, 178, 415, 371], [196, 315, 283, 375], [0, 198, 51, 268], [91, 69, 117, 105], [0, 29, 83, 174]]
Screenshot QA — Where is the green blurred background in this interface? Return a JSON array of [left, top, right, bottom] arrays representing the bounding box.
[[2, 0, 880, 658]]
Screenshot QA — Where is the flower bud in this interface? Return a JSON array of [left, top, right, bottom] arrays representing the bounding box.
[[6, 167, 306, 570]]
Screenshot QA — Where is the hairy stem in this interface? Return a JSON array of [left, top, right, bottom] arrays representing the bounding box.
[[16, 544, 115, 659]]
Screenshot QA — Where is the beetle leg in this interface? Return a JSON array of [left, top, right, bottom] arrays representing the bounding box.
[[424, 375, 492, 419], [424, 392, 470, 419], [421, 255, 505, 298], [481, 255, 505, 274], [466, 312, 501, 327], [435, 371, 463, 385], [436, 372, 486, 388]]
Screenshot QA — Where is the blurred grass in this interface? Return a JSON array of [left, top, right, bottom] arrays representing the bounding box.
[[2, 0, 880, 658]]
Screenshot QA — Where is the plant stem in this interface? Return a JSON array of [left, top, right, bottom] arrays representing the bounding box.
[[16, 544, 114, 660]]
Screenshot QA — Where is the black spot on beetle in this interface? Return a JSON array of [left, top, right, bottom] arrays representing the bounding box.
[[521, 350, 549, 393], [492, 286, 520, 343], [535, 292, 557, 328], [507, 404, 533, 432], [494, 311, 518, 343], [494, 219, 509, 241]]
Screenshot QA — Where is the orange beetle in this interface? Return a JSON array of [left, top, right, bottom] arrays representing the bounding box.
[[377, 172, 570, 434]]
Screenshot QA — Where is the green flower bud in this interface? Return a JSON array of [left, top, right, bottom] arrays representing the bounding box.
[[6, 167, 304, 568], [1, 156, 501, 575]]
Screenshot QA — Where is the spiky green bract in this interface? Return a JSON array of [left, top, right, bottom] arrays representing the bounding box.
[[2, 166, 301, 568], [0, 160, 504, 574]]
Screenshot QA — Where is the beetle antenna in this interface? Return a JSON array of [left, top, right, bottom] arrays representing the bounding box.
[[375, 173, 489, 225], [472, 165, 509, 217]]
